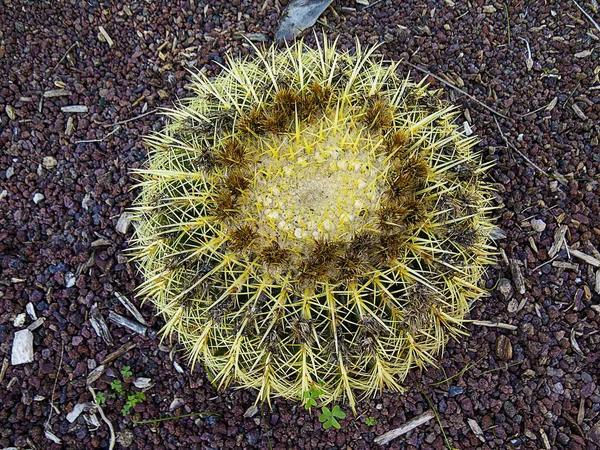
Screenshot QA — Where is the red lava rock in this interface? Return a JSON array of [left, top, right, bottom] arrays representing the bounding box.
[[1, 1, 599, 449]]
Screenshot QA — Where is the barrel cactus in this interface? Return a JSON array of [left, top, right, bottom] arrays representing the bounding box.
[[129, 38, 495, 411]]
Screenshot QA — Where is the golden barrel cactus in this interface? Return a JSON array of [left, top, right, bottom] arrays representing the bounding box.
[[129, 39, 495, 411]]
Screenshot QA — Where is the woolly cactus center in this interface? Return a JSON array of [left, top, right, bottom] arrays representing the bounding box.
[[243, 117, 386, 252]]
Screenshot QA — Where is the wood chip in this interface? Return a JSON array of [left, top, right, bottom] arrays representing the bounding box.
[[0, 358, 8, 383], [374, 410, 435, 445], [549, 225, 568, 257], [467, 418, 485, 442], [133, 377, 154, 390], [509, 259, 526, 295], [569, 248, 600, 267], [578, 397, 585, 425], [545, 96, 558, 111], [570, 328, 586, 358], [116, 211, 133, 234], [529, 236, 539, 253], [595, 269, 600, 294], [495, 335, 513, 360], [11, 329, 34, 365], [61, 105, 88, 113], [90, 306, 113, 345], [27, 317, 45, 331], [91, 238, 112, 247], [473, 320, 518, 331], [552, 261, 579, 270], [86, 364, 105, 386], [108, 311, 147, 335], [574, 49, 593, 58], [65, 116, 74, 135], [43, 89, 72, 98], [572, 103, 587, 120], [244, 405, 259, 418], [539, 428, 551, 449], [5, 105, 16, 120], [100, 341, 137, 366], [115, 291, 147, 325], [45, 428, 62, 444], [98, 26, 114, 47]]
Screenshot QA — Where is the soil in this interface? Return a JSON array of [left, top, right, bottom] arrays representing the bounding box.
[[1, 0, 600, 449]]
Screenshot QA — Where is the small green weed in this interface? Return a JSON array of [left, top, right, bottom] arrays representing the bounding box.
[[365, 416, 377, 426], [93, 365, 147, 417], [299, 384, 323, 410], [300, 384, 346, 430], [319, 405, 346, 430]]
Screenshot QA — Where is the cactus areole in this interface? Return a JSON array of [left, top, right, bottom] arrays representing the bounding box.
[[129, 39, 496, 411]]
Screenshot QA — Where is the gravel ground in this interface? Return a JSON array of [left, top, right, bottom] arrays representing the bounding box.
[[1, 0, 600, 449]]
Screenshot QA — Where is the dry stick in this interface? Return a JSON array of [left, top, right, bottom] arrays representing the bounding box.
[[45, 342, 65, 430], [74, 126, 121, 144], [472, 320, 518, 331], [573, 0, 600, 32], [89, 385, 116, 450], [49, 42, 79, 75], [402, 61, 511, 119], [493, 116, 550, 176], [102, 109, 158, 128], [374, 410, 435, 445]]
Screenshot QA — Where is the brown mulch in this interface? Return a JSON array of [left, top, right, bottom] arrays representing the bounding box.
[[1, 0, 599, 449]]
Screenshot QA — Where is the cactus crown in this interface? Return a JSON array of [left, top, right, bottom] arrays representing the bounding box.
[[129, 38, 496, 411]]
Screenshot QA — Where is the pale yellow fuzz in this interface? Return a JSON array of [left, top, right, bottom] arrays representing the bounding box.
[[242, 114, 385, 254]]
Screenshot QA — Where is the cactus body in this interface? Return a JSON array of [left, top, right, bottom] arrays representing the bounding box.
[[130, 39, 496, 410]]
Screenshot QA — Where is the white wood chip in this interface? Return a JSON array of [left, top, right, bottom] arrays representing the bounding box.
[[67, 403, 89, 423], [467, 418, 485, 442], [11, 329, 34, 365], [133, 377, 154, 389], [115, 291, 147, 325], [45, 428, 62, 444], [173, 360, 184, 374], [61, 105, 88, 113], [375, 410, 435, 445], [570, 329, 586, 358], [569, 249, 600, 267], [574, 49, 593, 58], [98, 25, 114, 47], [244, 405, 259, 418], [116, 211, 133, 234], [549, 225, 568, 257], [13, 313, 26, 327], [43, 89, 72, 98]]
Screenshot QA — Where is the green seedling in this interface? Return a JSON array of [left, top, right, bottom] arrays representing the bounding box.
[[319, 405, 346, 430]]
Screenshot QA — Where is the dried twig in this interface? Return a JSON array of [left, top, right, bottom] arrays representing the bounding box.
[[374, 410, 435, 445], [494, 116, 550, 176], [89, 386, 116, 450], [100, 341, 137, 365], [573, 0, 600, 32], [74, 126, 121, 144], [549, 225, 569, 258], [519, 37, 533, 71], [472, 320, 518, 331], [402, 61, 511, 119], [102, 109, 158, 128], [45, 342, 64, 437], [569, 248, 600, 267], [49, 42, 79, 76]]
